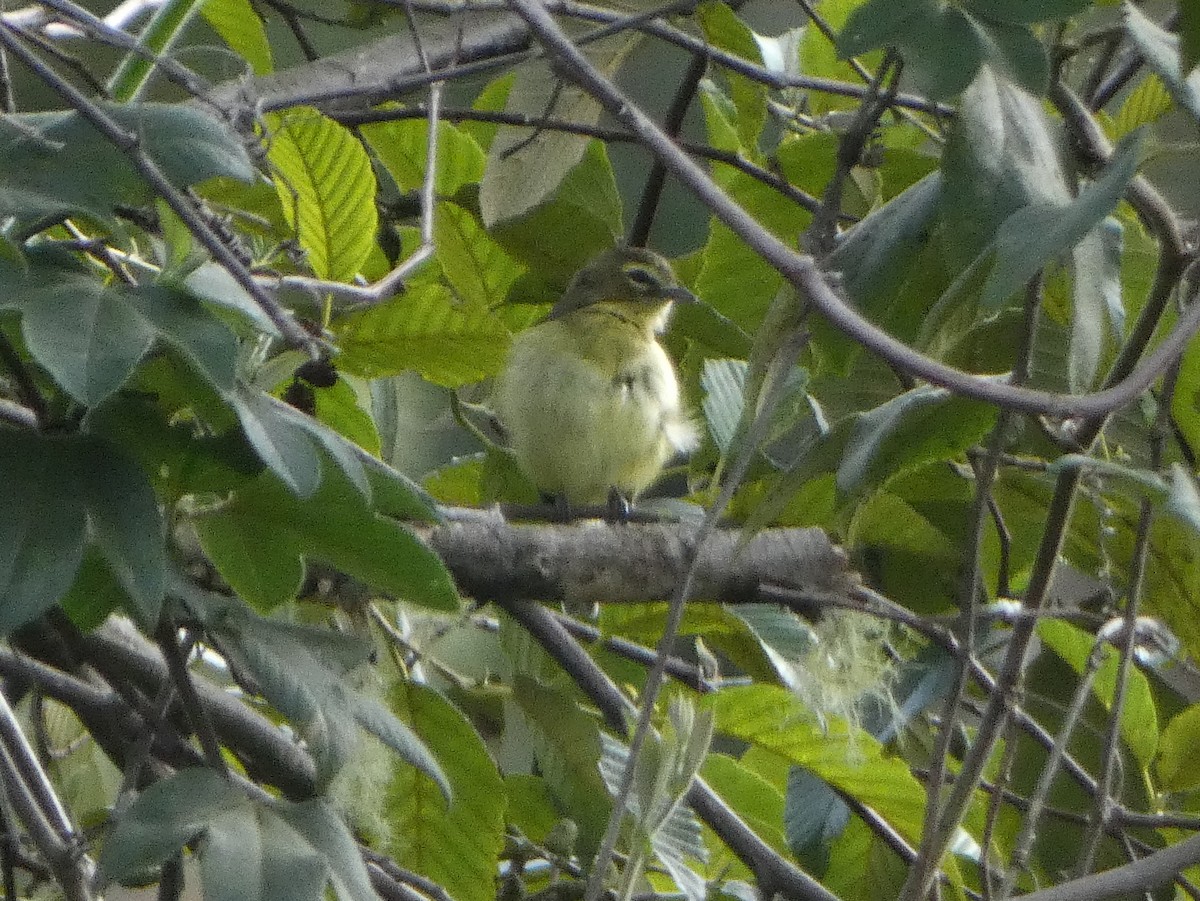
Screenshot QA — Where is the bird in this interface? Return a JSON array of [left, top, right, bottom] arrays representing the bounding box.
[[493, 246, 700, 515]]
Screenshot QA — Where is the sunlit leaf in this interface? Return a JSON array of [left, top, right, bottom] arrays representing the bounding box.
[[268, 108, 378, 282]]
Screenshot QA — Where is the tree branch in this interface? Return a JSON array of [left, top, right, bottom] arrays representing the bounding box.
[[423, 510, 855, 607]]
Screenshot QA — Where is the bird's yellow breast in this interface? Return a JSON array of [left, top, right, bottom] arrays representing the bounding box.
[[494, 306, 697, 505]]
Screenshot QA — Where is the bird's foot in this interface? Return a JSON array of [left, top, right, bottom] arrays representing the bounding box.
[[605, 488, 632, 523]]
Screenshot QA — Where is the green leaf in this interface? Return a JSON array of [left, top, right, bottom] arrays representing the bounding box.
[[837, 386, 997, 496], [1183, 0, 1200, 75], [1158, 703, 1200, 791], [827, 172, 943, 316], [504, 774, 561, 846], [697, 1, 767, 150], [1069, 218, 1124, 391], [362, 118, 486, 197], [79, 437, 165, 626], [940, 65, 1070, 269], [978, 132, 1142, 310], [261, 393, 372, 497], [268, 108, 379, 282], [1037, 619, 1159, 768], [0, 103, 255, 220], [196, 447, 458, 612], [802, 0, 878, 114], [359, 452, 441, 521], [1172, 337, 1200, 463], [185, 262, 283, 337], [840, 0, 1048, 97], [730, 605, 821, 690], [195, 508, 304, 610], [312, 377, 381, 458], [202, 605, 366, 785], [127, 284, 239, 390], [352, 694, 452, 802], [1123, 3, 1200, 123], [232, 388, 323, 498], [1110, 74, 1174, 140], [670, 300, 753, 359], [385, 684, 505, 901], [202, 0, 273, 75], [699, 85, 742, 154], [700, 754, 788, 870], [60, 548, 128, 632], [20, 271, 155, 406], [488, 139, 624, 293], [788, 768, 852, 872], [107, 0, 205, 102], [695, 168, 811, 330], [274, 801, 377, 901], [701, 359, 747, 455], [433, 202, 525, 308], [705, 685, 929, 847], [481, 63, 596, 228], [481, 32, 635, 231], [99, 768, 244, 880], [975, 16, 1049, 96], [0, 432, 87, 634], [204, 600, 449, 791], [965, 0, 1092, 24], [836, 0, 928, 59], [336, 282, 511, 387], [1143, 515, 1200, 658], [199, 805, 326, 901], [15, 268, 237, 406], [847, 489, 960, 613], [896, 6, 987, 100], [510, 675, 610, 857]]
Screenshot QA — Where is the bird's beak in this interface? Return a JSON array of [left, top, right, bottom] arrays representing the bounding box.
[[664, 285, 697, 304]]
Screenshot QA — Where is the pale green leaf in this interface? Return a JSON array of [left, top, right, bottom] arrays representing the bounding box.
[[385, 684, 504, 901], [697, 1, 767, 150], [706, 685, 929, 846], [481, 32, 636, 229], [363, 118, 485, 197], [336, 282, 511, 387], [202, 0, 273, 74], [1037, 619, 1159, 768], [269, 108, 378, 282], [1158, 703, 1200, 791], [1110, 74, 1173, 139], [433, 202, 525, 308]]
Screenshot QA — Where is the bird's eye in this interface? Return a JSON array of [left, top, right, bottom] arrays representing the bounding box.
[[623, 265, 661, 292]]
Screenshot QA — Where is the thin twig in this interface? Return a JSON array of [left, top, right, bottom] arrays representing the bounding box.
[[154, 617, 229, 778], [629, 50, 707, 247], [336, 103, 824, 215]]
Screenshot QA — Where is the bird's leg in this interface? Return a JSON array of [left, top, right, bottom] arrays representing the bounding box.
[[605, 488, 632, 523]]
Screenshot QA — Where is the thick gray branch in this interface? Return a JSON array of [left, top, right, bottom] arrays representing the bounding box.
[[422, 510, 857, 607], [200, 10, 530, 115]]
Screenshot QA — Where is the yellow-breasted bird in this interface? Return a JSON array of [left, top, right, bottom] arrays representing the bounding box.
[[494, 247, 699, 511]]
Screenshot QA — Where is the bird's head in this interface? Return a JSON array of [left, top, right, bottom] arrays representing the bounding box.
[[548, 247, 694, 332]]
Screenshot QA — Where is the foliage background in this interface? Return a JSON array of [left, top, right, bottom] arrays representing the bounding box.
[[2, 1, 1200, 901]]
